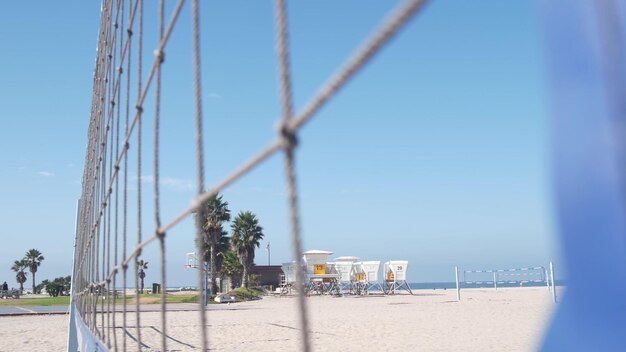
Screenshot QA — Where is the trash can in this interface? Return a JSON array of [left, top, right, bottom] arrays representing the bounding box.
[[152, 283, 161, 294]]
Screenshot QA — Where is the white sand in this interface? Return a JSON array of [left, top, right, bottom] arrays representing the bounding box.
[[0, 315, 69, 351], [0, 287, 557, 351]]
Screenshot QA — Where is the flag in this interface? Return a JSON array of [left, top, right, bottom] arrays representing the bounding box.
[[266, 242, 270, 251]]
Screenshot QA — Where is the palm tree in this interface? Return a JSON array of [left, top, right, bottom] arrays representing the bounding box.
[[215, 231, 230, 278], [11, 259, 28, 293], [221, 251, 243, 289], [39, 279, 51, 296], [137, 259, 148, 294], [201, 230, 231, 292], [198, 193, 231, 294], [24, 249, 44, 294], [231, 211, 264, 288]]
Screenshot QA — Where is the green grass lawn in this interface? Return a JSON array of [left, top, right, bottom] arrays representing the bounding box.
[[161, 294, 198, 303], [0, 294, 200, 307], [0, 291, 263, 307], [0, 296, 70, 306], [135, 293, 199, 304]]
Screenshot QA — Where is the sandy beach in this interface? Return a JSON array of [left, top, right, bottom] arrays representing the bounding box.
[[0, 287, 557, 351]]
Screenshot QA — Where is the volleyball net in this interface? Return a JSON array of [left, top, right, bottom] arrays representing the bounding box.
[[70, 0, 426, 351], [453, 264, 557, 303], [463, 267, 547, 286]]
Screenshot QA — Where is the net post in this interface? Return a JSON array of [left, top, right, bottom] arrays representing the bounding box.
[[67, 199, 81, 352], [493, 271, 497, 291], [549, 261, 557, 303], [455, 266, 460, 301]]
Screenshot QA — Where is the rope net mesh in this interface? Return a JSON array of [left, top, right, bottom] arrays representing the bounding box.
[[73, 0, 425, 350]]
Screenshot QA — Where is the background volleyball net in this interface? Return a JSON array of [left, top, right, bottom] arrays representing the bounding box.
[[70, 0, 425, 351], [453, 264, 557, 303], [463, 267, 546, 286]]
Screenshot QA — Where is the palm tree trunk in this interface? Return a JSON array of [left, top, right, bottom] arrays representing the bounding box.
[[242, 265, 248, 288], [210, 244, 218, 294], [141, 278, 144, 294], [32, 272, 36, 294]]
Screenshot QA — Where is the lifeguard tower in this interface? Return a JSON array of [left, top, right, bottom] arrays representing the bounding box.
[[334, 256, 359, 294], [360, 260, 383, 294], [280, 262, 297, 295], [303, 250, 339, 295], [352, 262, 367, 295], [383, 260, 413, 295]]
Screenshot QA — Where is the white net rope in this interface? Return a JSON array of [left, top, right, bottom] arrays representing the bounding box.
[[73, 0, 425, 350]]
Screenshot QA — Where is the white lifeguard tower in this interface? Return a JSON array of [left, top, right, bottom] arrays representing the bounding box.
[[280, 262, 297, 295], [352, 262, 367, 295], [303, 250, 333, 275], [384, 260, 413, 295], [303, 250, 339, 295], [360, 260, 383, 294], [334, 256, 359, 294]]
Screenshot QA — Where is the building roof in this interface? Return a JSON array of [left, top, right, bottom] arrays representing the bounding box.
[[302, 249, 333, 255], [334, 256, 360, 262]]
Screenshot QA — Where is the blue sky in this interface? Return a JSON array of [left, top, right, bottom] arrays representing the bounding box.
[[0, 0, 559, 287]]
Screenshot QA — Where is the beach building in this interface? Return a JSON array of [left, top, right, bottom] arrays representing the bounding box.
[[250, 265, 283, 289]]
